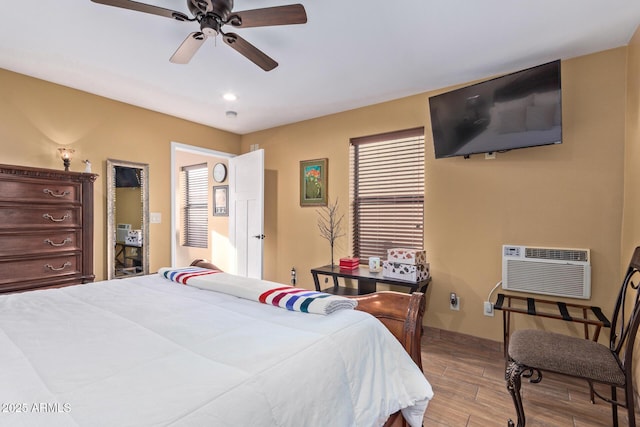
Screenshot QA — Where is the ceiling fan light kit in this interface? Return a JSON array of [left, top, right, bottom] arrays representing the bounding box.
[[90, 0, 307, 71]]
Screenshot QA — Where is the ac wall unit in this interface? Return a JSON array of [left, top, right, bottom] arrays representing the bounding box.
[[117, 223, 131, 242], [502, 245, 591, 299]]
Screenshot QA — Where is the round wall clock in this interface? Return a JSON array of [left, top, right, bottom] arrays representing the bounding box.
[[213, 163, 227, 183]]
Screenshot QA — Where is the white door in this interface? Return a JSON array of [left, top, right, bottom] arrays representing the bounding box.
[[228, 149, 264, 278]]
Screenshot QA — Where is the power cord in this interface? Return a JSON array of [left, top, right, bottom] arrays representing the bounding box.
[[483, 281, 502, 316], [487, 280, 502, 302]]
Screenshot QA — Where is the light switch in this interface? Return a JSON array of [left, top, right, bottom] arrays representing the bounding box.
[[150, 212, 162, 224]]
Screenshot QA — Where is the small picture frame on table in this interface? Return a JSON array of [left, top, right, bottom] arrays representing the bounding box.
[[300, 158, 328, 207], [213, 185, 228, 216]]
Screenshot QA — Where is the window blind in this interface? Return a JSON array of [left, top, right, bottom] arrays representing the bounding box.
[[181, 163, 208, 248], [350, 127, 425, 261]]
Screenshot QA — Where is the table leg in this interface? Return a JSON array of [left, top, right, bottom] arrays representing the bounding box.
[[503, 310, 510, 359], [312, 273, 321, 291], [357, 278, 376, 294]]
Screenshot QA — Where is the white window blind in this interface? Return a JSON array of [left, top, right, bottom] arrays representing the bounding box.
[[181, 163, 208, 248], [350, 127, 425, 261]]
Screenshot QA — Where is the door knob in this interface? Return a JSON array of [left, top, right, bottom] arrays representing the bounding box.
[[253, 234, 266, 239]]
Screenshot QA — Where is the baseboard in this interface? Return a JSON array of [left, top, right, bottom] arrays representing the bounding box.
[[424, 326, 503, 353]]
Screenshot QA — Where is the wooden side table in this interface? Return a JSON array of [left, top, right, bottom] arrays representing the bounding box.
[[311, 264, 430, 295]]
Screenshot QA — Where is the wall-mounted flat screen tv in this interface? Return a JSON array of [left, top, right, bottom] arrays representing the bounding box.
[[429, 60, 562, 159]]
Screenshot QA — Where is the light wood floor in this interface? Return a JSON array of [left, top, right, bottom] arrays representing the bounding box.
[[421, 328, 632, 426]]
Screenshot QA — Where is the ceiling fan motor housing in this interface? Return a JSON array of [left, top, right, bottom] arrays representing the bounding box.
[[189, 0, 234, 36], [200, 15, 221, 36]]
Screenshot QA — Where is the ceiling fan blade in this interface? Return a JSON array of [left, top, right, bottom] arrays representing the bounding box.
[[170, 32, 207, 64], [223, 33, 278, 71], [228, 4, 307, 28], [90, 0, 189, 21]]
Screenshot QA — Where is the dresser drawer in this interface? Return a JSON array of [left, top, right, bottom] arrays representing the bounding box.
[[0, 178, 80, 203], [0, 254, 80, 286], [0, 230, 81, 257], [0, 206, 81, 229], [0, 164, 95, 293]]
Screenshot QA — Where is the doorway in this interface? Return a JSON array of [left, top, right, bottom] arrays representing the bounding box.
[[170, 142, 234, 269]]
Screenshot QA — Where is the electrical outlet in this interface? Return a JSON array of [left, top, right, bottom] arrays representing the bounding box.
[[483, 301, 494, 317], [449, 292, 460, 311]]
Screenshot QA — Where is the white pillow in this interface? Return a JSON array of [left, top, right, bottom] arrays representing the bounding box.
[[526, 105, 556, 130], [532, 91, 560, 106], [497, 107, 527, 134], [493, 94, 533, 112], [533, 91, 561, 125], [489, 94, 533, 131]]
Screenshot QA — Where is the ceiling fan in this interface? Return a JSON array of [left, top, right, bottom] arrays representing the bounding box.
[[90, 0, 307, 71]]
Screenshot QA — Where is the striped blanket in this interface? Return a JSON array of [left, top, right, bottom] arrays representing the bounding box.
[[158, 267, 357, 315]]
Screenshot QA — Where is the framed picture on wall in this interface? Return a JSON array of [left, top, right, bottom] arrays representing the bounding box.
[[300, 158, 328, 207], [213, 185, 229, 216]]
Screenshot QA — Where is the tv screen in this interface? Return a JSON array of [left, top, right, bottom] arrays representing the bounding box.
[[429, 60, 562, 159], [115, 166, 141, 188]]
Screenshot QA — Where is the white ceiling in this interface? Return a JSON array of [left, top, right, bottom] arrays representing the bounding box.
[[1, 1, 639, 135]]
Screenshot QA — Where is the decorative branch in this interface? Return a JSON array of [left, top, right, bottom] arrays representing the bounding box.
[[317, 198, 346, 267]]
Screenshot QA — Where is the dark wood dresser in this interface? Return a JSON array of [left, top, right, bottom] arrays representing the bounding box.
[[0, 164, 98, 293]]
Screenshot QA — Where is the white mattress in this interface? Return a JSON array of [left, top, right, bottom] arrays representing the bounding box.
[[0, 274, 433, 426]]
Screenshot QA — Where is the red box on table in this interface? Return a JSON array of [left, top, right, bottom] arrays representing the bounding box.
[[339, 257, 360, 270]]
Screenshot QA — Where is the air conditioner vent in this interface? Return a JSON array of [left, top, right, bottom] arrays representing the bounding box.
[[525, 247, 588, 262]]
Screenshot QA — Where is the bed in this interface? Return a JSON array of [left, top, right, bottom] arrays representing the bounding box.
[[0, 260, 433, 426]]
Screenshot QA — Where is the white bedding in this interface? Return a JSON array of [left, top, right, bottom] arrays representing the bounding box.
[[0, 274, 433, 426]]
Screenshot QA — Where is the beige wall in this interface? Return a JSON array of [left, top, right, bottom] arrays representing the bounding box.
[[622, 27, 640, 267], [0, 68, 241, 280], [622, 26, 640, 391], [242, 48, 628, 341], [0, 42, 635, 342], [115, 187, 142, 230], [173, 149, 232, 270]]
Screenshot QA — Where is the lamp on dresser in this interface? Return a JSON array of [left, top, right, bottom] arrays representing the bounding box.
[[57, 147, 75, 171]]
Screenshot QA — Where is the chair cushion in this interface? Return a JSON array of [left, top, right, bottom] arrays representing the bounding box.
[[508, 329, 625, 386]]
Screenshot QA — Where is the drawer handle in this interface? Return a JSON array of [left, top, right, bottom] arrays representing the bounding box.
[[44, 237, 72, 247], [43, 189, 71, 198], [44, 261, 72, 271], [42, 213, 71, 222]]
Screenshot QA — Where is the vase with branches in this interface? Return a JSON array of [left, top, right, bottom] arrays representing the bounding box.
[[317, 198, 346, 268]]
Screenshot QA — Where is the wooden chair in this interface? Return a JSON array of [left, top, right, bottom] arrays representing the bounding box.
[[505, 246, 640, 427], [350, 291, 426, 427], [350, 291, 425, 369]]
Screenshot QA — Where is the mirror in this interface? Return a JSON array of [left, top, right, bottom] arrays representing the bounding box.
[[107, 159, 150, 279]]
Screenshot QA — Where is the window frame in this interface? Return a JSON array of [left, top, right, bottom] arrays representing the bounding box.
[[350, 127, 425, 262], [181, 163, 209, 248]]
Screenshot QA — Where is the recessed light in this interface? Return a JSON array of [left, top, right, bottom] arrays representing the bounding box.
[[223, 93, 237, 101]]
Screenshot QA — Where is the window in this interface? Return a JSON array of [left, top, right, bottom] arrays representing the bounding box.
[[350, 127, 425, 261], [181, 163, 208, 248]]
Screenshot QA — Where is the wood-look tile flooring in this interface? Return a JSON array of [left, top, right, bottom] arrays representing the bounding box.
[[421, 328, 631, 426]]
